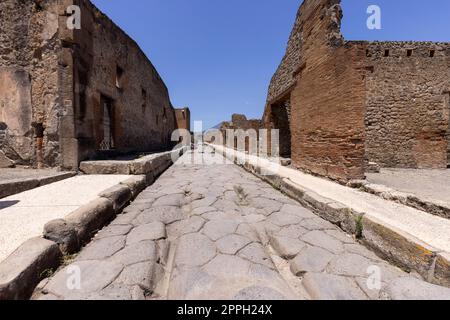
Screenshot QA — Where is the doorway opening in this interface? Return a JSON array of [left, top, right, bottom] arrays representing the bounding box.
[[100, 95, 115, 151], [270, 98, 292, 159]]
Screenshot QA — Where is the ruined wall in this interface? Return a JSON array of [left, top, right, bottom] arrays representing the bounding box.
[[0, 0, 62, 167], [68, 0, 177, 163], [265, 0, 366, 182], [365, 42, 450, 169], [447, 92, 450, 165], [0, 0, 178, 169], [218, 114, 262, 151], [175, 108, 191, 132], [264, 0, 450, 180]]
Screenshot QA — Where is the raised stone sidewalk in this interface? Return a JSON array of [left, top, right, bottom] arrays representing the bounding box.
[[209, 144, 450, 288], [33, 149, 450, 300], [0, 149, 187, 300]]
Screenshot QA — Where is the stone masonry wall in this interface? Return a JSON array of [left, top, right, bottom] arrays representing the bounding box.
[[263, 0, 450, 180], [265, 0, 367, 182], [68, 0, 177, 164], [0, 0, 62, 167], [0, 0, 178, 169], [365, 42, 450, 169], [175, 108, 191, 132]]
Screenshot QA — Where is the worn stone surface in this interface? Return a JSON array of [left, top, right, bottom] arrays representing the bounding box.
[[290, 246, 335, 276], [302, 273, 368, 300], [34, 149, 450, 300], [126, 222, 166, 245], [0, 237, 61, 300], [43, 219, 79, 254], [382, 277, 450, 300], [174, 234, 217, 267]]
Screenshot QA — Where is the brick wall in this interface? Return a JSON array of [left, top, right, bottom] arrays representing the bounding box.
[[175, 108, 191, 132], [264, 0, 367, 182], [263, 0, 450, 181], [365, 42, 450, 169]]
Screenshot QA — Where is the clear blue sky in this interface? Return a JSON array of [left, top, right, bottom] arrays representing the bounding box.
[[92, 0, 450, 129]]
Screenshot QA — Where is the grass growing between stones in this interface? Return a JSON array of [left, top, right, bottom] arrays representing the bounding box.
[[354, 214, 364, 239]]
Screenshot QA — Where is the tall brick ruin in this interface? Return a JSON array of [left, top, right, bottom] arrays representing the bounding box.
[[263, 0, 450, 182], [0, 0, 178, 170]]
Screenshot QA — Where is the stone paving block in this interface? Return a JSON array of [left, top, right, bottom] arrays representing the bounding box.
[[238, 243, 275, 269], [290, 246, 335, 276], [111, 210, 142, 226], [203, 255, 251, 279], [326, 253, 404, 283], [235, 223, 260, 242], [233, 286, 287, 300], [109, 241, 157, 267], [87, 284, 133, 300], [190, 196, 217, 209], [175, 234, 217, 267], [77, 236, 126, 261], [324, 229, 355, 244], [191, 206, 216, 216], [382, 277, 450, 300], [268, 212, 303, 227], [301, 217, 336, 231], [302, 273, 368, 300], [301, 230, 345, 254], [168, 266, 218, 300], [202, 219, 240, 241], [167, 216, 206, 238], [279, 204, 317, 219], [275, 224, 309, 239], [45, 260, 124, 298], [126, 222, 166, 245], [250, 197, 283, 215], [216, 234, 252, 255], [95, 225, 133, 240], [270, 236, 306, 259], [133, 206, 184, 225], [115, 261, 154, 289], [153, 193, 185, 207]]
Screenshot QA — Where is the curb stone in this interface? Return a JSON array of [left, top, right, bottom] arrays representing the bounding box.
[[0, 172, 76, 199], [0, 149, 186, 300], [348, 180, 450, 220], [0, 238, 62, 300]]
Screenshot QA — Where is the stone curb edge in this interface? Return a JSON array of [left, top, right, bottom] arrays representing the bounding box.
[[79, 147, 187, 176], [0, 172, 77, 199], [209, 144, 450, 288], [0, 148, 187, 300], [348, 180, 450, 221]]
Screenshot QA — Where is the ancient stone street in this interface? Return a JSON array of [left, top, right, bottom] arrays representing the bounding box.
[[33, 148, 449, 300]]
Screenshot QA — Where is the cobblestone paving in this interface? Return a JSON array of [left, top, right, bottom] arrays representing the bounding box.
[[33, 149, 449, 300]]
